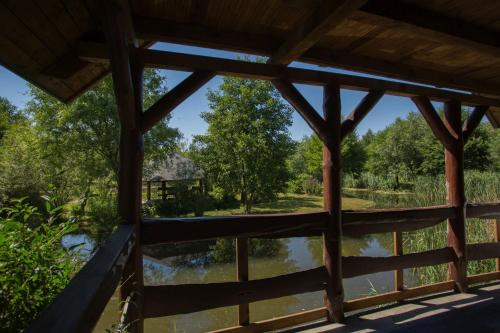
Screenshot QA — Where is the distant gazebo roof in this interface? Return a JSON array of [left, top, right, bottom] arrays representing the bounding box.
[[145, 153, 204, 182]]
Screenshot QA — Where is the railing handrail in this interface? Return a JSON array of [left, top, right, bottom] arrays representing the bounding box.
[[26, 224, 136, 333]]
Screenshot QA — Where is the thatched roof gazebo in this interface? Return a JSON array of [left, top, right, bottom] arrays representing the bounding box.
[[2, 0, 497, 332], [144, 153, 204, 201]]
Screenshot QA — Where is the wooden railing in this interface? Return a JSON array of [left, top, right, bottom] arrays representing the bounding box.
[[138, 202, 500, 332], [26, 203, 500, 333], [26, 225, 136, 333]]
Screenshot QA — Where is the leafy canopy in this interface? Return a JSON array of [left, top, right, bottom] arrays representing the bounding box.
[[191, 75, 294, 213]]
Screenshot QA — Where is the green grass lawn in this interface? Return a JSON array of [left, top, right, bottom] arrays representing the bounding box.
[[203, 193, 373, 216]]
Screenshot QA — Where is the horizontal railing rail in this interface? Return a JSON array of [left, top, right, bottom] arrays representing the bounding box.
[[26, 225, 136, 333], [142, 203, 500, 244], [143, 267, 327, 318], [142, 211, 328, 244], [343, 247, 456, 278]]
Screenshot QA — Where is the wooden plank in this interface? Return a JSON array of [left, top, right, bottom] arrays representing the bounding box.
[[495, 219, 500, 271], [343, 205, 456, 224], [209, 308, 327, 333], [343, 218, 445, 236], [25, 225, 136, 333], [78, 45, 500, 108], [394, 231, 404, 291], [141, 71, 215, 132], [467, 271, 500, 285], [444, 100, 467, 293], [322, 81, 344, 322], [466, 203, 500, 219], [359, 1, 500, 59], [467, 243, 500, 261], [271, 79, 327, 142], [132, 18, 500, 97], [344, 280, 455, 312], [342, 247, 456, 278], [143, 267, 327, 318], [340, 90, 384, 141], [269, 0, 367, 64], [411, 96, 457, 151], [141, 212, 329, 245], [463, 106, 489, 143], [236, 238, 250, 326]]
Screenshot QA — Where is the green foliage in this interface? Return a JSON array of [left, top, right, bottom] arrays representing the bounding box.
[[191, 72, 294, 213], [0, 197, 78, 333], [0, 96, 21, 141]]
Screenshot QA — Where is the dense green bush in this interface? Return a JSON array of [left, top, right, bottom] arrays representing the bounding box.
[[0, 198, 79, 333], [288, 174, 322, 195]]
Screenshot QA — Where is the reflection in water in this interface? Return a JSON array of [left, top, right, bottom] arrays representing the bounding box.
[[82, 191, 427, 332]]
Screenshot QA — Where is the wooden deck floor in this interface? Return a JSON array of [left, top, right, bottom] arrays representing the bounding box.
[[285, 282, 500, 333]]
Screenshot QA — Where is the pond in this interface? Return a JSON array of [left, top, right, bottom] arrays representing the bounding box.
[[63, 191, 428, 332]]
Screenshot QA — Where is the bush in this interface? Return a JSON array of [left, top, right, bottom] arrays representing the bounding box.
[[288, 174, 322, 195], [0, 198, 79, 333]]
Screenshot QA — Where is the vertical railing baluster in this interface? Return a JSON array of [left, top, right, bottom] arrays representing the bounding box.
[[236, 237, 250, 325], [495, 219, 500, 272], [394, 231, 404, 291]]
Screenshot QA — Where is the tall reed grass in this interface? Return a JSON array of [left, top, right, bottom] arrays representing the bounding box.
[[405, 171, 500, 286]]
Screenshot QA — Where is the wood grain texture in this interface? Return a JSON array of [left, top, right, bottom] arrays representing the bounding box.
[[322, 81, 344, 322], [342, 247, 456, 278], [142, 212, 329, 244], [444, 99, 467, 293], [143, 267, 327, 318], [79, 45, 500, 107]]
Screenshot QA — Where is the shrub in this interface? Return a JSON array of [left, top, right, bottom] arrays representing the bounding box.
[[0, 198, 79, 333]]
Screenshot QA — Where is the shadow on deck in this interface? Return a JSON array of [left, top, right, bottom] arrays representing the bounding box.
[[286, 282, 500, 333]]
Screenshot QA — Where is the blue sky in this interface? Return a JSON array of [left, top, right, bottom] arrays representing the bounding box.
[[0, 42, 424, 142]]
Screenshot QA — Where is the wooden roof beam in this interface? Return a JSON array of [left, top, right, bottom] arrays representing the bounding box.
[[269, 0, 367, 65], [463, 105, 489, 143], [132, 18, 500, 97], [77, 45, 500, 108], [340, 90, 384, 141], [359, 0, 500, 59]]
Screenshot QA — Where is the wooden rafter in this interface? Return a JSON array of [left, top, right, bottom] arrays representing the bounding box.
[[411, 96, 457, 151], [78, 45, 500, 108], [340, 90, 384, 141], [132, 18, 500, 96], [141, 71, 215, 133], [463, 105, 489, 143], [271, 79, 327, 142], [360, 0, 500, 59], [269, 0, 367, 65]]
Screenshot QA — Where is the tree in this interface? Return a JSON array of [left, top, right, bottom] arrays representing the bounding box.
[[0, 70, 180, 215], [0, 97, 21, 140], [289, 131, 366, 183], [192, 76, 294, 213]]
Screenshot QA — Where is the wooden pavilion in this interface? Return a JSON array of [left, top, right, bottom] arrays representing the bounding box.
[[2, 0, 498, 332]]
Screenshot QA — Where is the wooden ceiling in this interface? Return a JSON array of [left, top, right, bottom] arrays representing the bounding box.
[[1, 0, 500, 126]]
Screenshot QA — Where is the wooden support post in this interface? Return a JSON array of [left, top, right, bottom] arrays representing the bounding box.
[[236, 238, 250, 325], [393, 231, 404, 291], [95, 1, 145, 330], [495, 219, 500, 272], [444, 99, 467, 293], [161, 181, 167, 201], [322, 81, 344, 323], [146, 181, 151, 201]]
